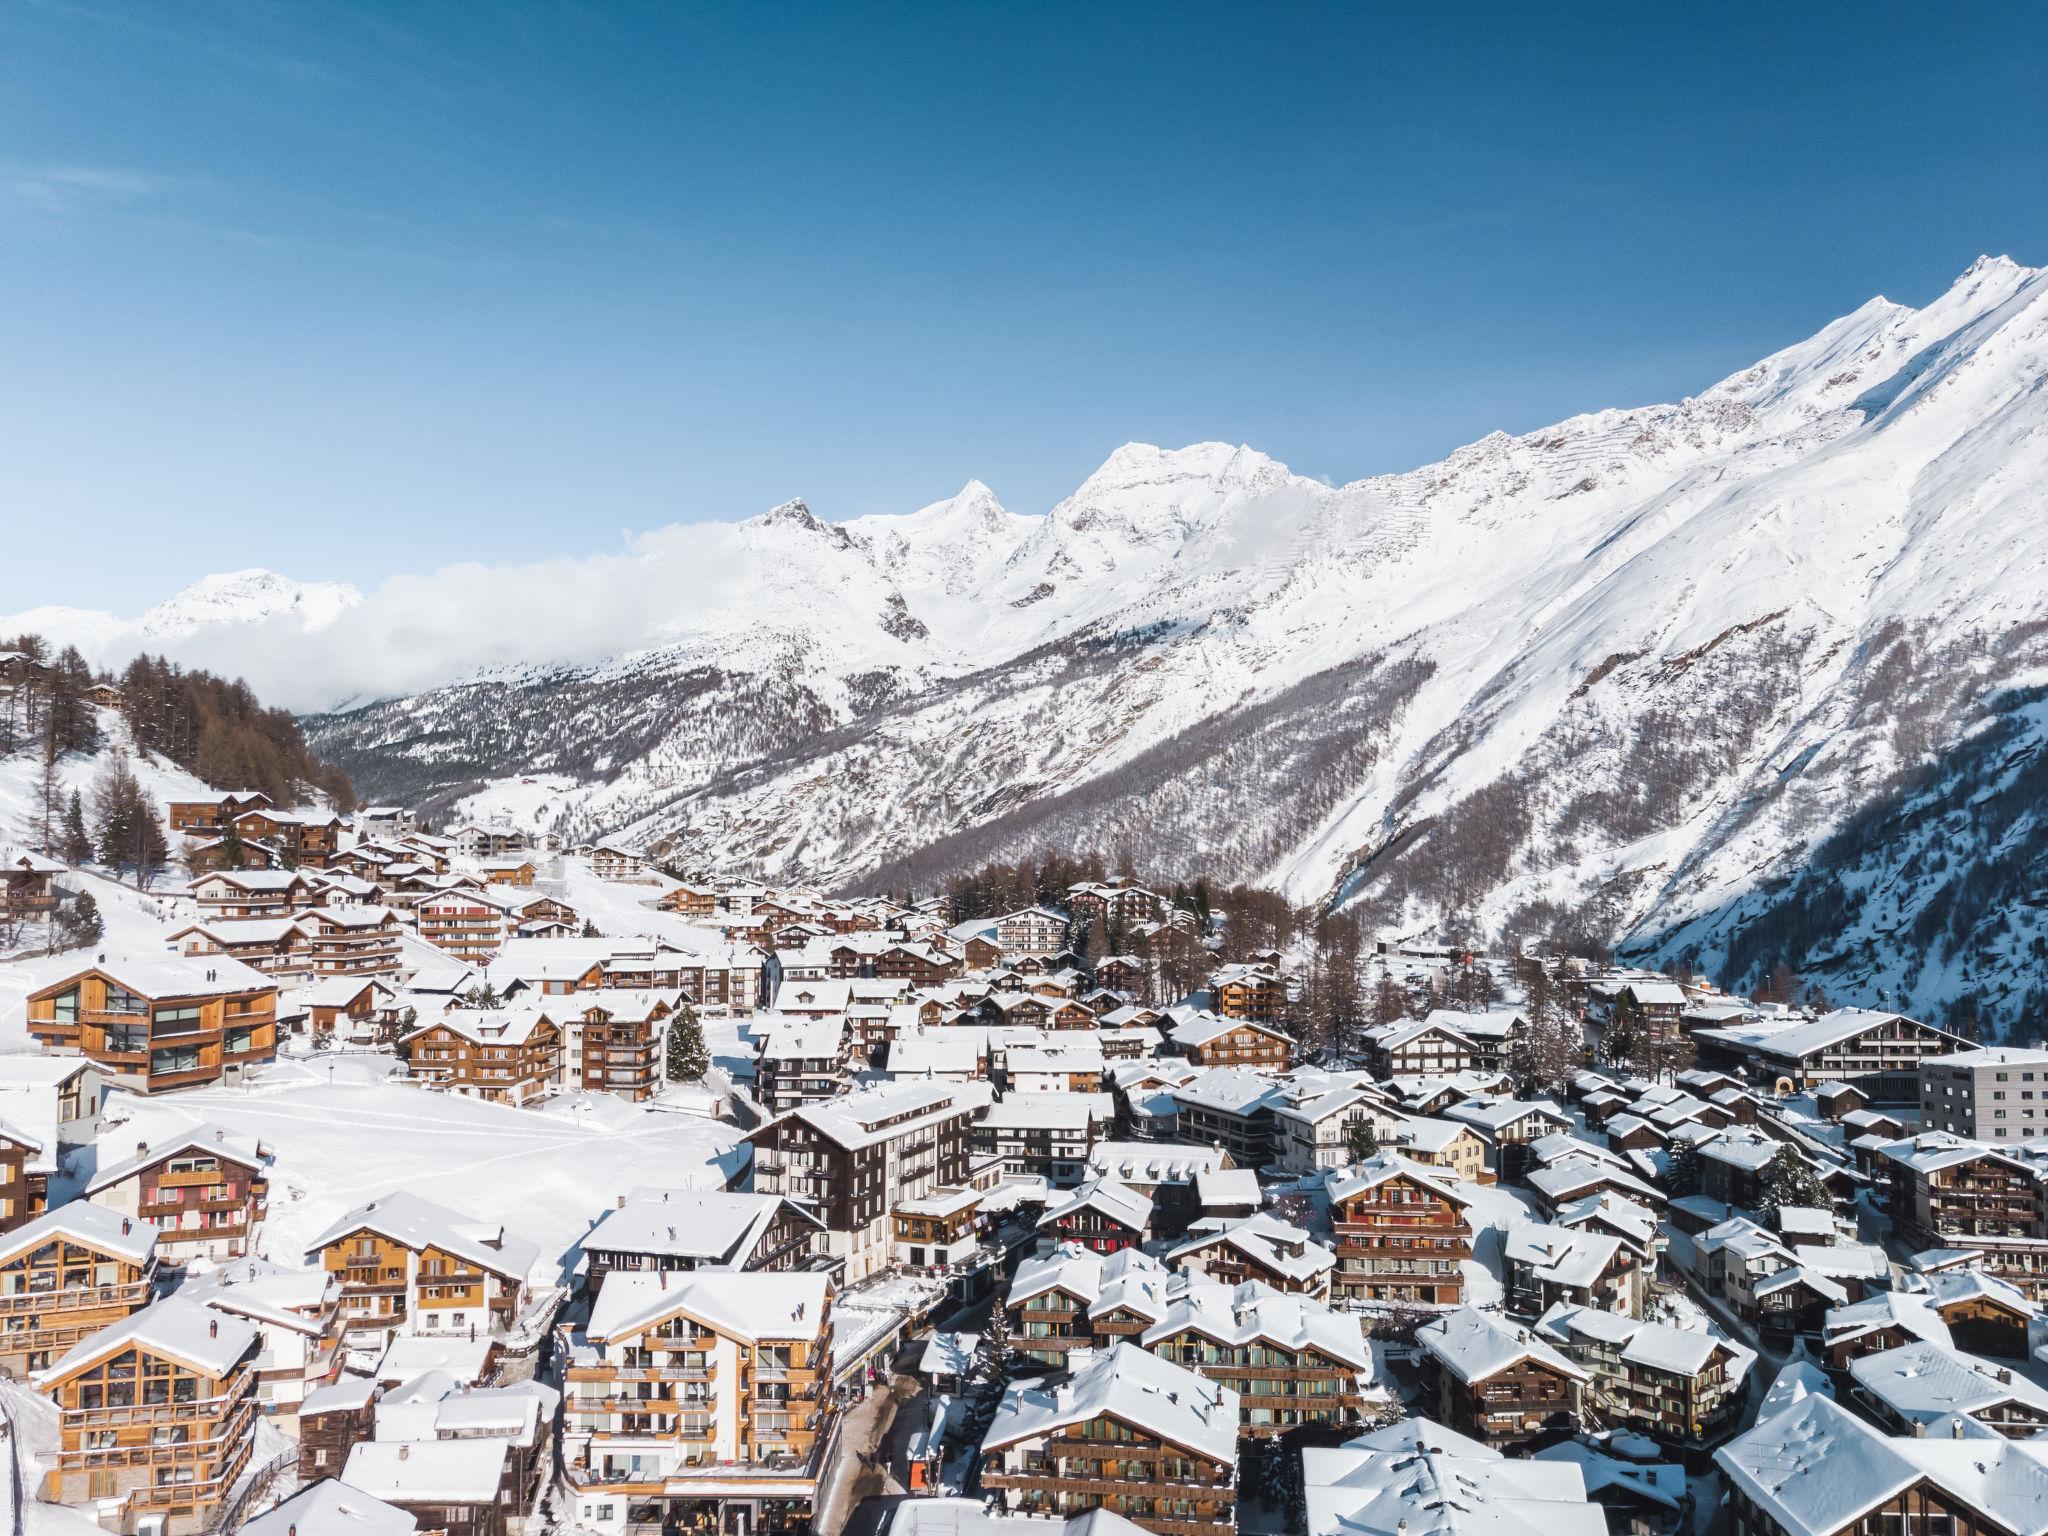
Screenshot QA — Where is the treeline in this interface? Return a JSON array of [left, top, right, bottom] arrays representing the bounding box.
[[116, 655, 356, 810], [0, 636, 100, 758]]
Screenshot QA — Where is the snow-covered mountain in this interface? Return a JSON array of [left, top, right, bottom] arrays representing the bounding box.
[[1, 568, 362, 656], [294, 255, 2048, 1030]]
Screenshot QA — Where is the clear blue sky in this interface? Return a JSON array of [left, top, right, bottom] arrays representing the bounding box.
[[3, 1, 2044, 612]]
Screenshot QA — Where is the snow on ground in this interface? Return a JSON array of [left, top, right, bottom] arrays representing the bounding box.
[[447, 773, 582, 840], [96, 1055, 746, 1287], [1456, 1176, 1542, 1311], [0, 866, 196, 1035]]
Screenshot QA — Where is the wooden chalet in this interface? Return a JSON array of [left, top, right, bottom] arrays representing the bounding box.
[[27, 956, 278, 1093], [87, 1126, 270, 1265], [0, 1201, 157, 1377], [1328, 1155, 1473, 1307]]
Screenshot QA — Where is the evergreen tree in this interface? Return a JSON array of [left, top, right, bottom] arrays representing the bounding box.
[[1757, 1146, 1829, 1224], [217, 821, 247, 871], [665, 1004, 709, 1082], [465, 981, 501, 1009], [1667, 1138, 1703, 1200], [1345, 1118, 1381, 1164], [1603, 994, 1643, 1075], [60, 791, 91, 866], [55, 890, 102, 951]]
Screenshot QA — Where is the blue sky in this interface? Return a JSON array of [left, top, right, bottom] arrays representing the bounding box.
[[2, 2, 2044, 613]]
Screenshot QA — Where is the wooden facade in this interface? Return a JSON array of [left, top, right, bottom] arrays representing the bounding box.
[[0, 1207, 156, 1377], [27, 964, 278, 1093], [1329, 1162, 1472, 1307]]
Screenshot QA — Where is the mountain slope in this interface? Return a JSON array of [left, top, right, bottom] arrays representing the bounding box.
[[294, 255, 2048, 1029]]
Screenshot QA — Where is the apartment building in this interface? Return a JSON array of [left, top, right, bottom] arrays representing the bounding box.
[[1327, 1155, 1473, 1307], [0, 1201, 157, 1377], [27, 956, 278, 1093], [581, 1190, 823, 1295], [307, 1192, 540, 1350], [1920, 1047, 2048, 1140], [85, 1125, 269, 1265], [401, 1009, 564, 1106], [747, 1082, 986, 1282], [978, 1342, 1239, 1536], [36, 1298, 261, 1535], [1416, 1306, 1586, 1446], [1875, 1133, 2048, 1294], [558, 1270, 835, 1536], [1535, 1301, 1753, 1449]]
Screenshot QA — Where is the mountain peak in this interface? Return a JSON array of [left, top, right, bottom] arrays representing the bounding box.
[[138, 568, 361, 640]]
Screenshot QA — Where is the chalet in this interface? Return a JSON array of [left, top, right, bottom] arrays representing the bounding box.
[[166, 790, 274, 840], [557, 1270, 836, 1536], [977, 1342, 1239, 1536], [308, 1191, 539, 1350], [187, 868, 314, 916], [179, 1257, 346, 1414], [27, 955, 278, 1092], [1849, 1339, 2048, 1437], [1327, 1155, 1473, 1307], [402, 1009, 563, 1106], [0, 845, 64, 920], [1822, 1288, 1956, 1370], [1416, 1305, 1586, 1445], [1439, 1094, 1572, 1176], [580, 1188, 823, 1293], [747, 1081, 986, 1281], [1066, 881, 1165, 927], [0, 1201, 157, 1377], [588, 843, 645, 880], [1212, 963, 1285, 1024], [1503, 1220, 1643, 1319], [1166, 1011, 1292, 1069], [36, 1297, 262, 1535], [1360, 1015, 1475, 1077], [1095, 955, 1145, 995], [1137, 1277, 1371, 1437], [754, 1017, 851, 1114], [1914, 1265, 2039, 1357], [1873, 1134, 2048, 1292], [1535, 1301, 1752, 1449], [976, 1093, 1097, 1186], [478, 856, 536, 888], [1718, 1393, 2048, 1536], [86, 1125, 270, 1265], [341, 1439, 514, 1536], [1036, 1176, 1153, 1255], [166, 915, 310, 978], [1167, 1213, 1337, 1298], [453, 824, 527, 860], [294, 903, 406, 977], [305, 976, 403, 1046], [657, 882, 717, 918]]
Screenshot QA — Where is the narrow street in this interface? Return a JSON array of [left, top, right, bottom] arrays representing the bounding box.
[[816, 1371, 924, 1536]]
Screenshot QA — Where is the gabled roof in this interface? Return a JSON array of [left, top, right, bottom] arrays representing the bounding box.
[[0, 1197, 155, 1268], [581, 1189, 817, 1265], [1503, 1220, 1624, 1289], [242, 1479, 419, 1536], [1038, 1176, 1152, 1235], [585, 1269, 830, 1344], [1325, 1152, 1470, 1209], [87, 1124, 267, 1195], [982, 1341, 1238, 1463], [1416, 1306, 1586, 1386], [306, 1190, 538, 1281], [37, 1296, 258, 1387]]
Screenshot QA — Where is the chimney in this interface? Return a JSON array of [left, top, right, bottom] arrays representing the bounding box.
[[1913, 1420, 1926, 1437], [208, 1319, 218, 1338], [398, 1445, 409, 1461], [136, 1141, 148, 1158], [121, 1218, 130, 1235]]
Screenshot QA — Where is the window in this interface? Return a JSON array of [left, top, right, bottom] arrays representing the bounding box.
[[48, 988, 79, 1024], [150, 1045, 202, 1078]]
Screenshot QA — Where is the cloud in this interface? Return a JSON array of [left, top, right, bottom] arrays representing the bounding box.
[[0, 160, 191, 218]]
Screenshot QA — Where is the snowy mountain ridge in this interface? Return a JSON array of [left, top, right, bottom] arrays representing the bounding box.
[[32, 255, 2048, 1029], [2, 567, 363, 654]]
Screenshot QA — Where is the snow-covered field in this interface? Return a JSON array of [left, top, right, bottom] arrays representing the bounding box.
[[94, 1057, 745, 1287]]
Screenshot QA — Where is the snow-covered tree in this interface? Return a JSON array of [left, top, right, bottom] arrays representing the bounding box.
[[665, 1004, 709, 1082]]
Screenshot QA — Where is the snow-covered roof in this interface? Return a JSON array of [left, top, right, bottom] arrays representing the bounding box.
[[307, 1190, 539, 1281], [1325, 1152, 1470, 1208], [1849, 1339, 2048, 1425], [982, 1341, 1238, 1463], [1168, 1213, 1335, 1284], [1537, 1302, 1751, 1380], [770, 1080, 979, 1150], [242, 1481, 419, 1536], [1503, 1220, 1624, 1290], [0, 1197, 155, 1268], [1823, 1289, 1953, 1352], [1037, 1176, 1152, 1235], [342, 1439, 509, 1503], [38, 1296, 258, 1386], [585, 1269, 830, 1344], [1087, 1141, 1229, 1184], [581, 1189, 813, 1266], [1305, 1416, 1606, 1536], [886, 1500, 1150, 1536], [1716, 1393, 2048, 1536], [49, 950, 275, 1000], [1415, 1306, 1585, 1386], [87, 1123, 267, 1194]]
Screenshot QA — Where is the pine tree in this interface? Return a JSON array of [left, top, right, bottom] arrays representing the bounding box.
[[21, 735, 62, 856], [1757, 1146, 1829, 1224], [217, 821, 247, 871], [60, 791, 90, 866], [1345, 1118, 1380, 1164], [1668, 1138, 1702, 1199], [665, 1004, 709, 1082], [56, 890, 102, 951]]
